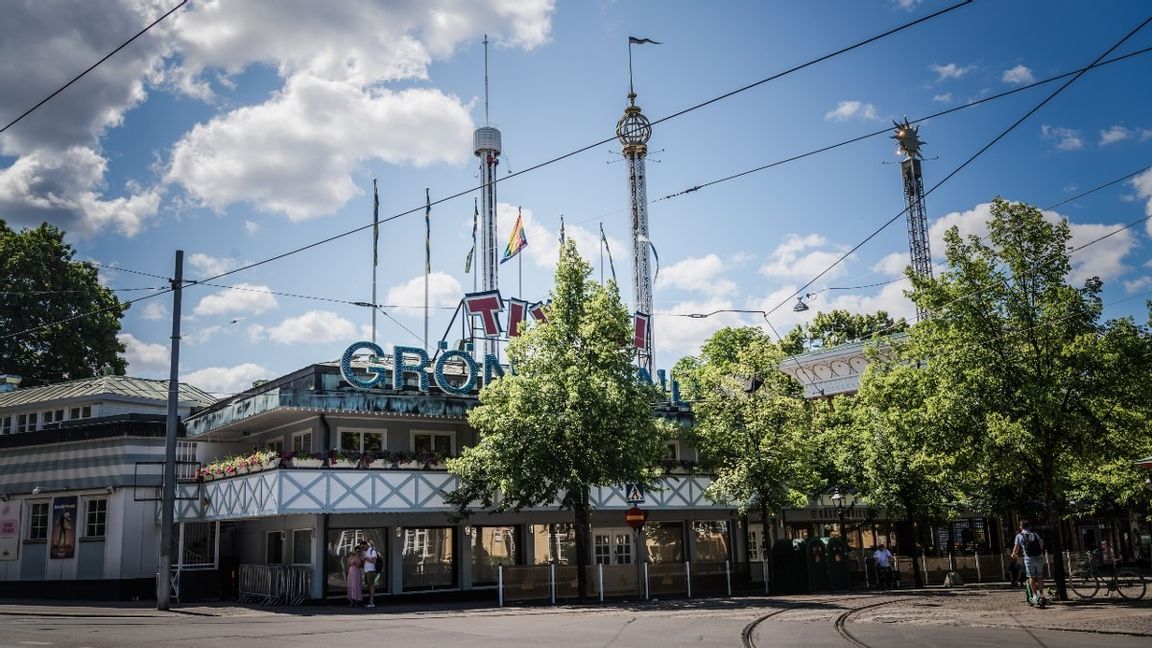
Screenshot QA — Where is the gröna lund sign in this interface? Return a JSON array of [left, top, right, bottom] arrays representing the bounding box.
[[339, 291, 680, 400]]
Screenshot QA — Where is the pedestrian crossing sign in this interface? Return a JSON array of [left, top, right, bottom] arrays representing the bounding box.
[[624, 482, 645, 503]]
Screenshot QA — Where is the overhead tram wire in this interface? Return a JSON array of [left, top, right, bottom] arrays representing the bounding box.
[[0, 1, 188, 134], [762, 14, 1152, 321], [652, 46, 1152, 205], [185, 2, 971, 287], [566, 45, 1152, 231]]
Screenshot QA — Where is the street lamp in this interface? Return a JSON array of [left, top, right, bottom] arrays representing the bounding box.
[[830, 487, 851, 544]]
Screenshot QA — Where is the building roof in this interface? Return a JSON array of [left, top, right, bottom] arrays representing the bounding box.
[[0, 375, 216, 409]]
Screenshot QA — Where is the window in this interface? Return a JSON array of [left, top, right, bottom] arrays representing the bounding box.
[[339, 428, 384, 454], [266, 531, 284, 564], [69, 406, 92, 420], [16, 413, 38, 433], [29, 502, 49, 540], [665, 441, 680, 461], [0, 416, 11, 435], [85, 499, 107, 538], [401, 527, 454, 591], [292, 529, 312, 565], [470, 526, 519, 585], [291, 431, 313, 454], [43, 409, 64, 425], [413, 431, 453, 457], [267, 439, 285, 453], [176, 441, 198, 481]]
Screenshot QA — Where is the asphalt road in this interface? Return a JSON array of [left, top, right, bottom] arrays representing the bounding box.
[[0, 595, 1148, 648]]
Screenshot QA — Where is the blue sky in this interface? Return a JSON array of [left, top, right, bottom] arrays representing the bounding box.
[[2, 0, 1151, 395]]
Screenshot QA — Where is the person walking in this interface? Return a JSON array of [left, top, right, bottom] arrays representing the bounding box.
[[873, 543, 894, 590], [362, 540, 380, 608], [1011, 520, 1046, 607], [346, 543, 364, 607]]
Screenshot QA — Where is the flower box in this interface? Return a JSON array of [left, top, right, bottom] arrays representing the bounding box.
[[292, 458, 325, 468], [259, 459, 280, 471], [330, 459, 358, 469]]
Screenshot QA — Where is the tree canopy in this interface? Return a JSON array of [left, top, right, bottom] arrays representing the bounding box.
[[0, 221, 128, 385], [677, 326, 815, 546], [446, 241, 667, 596], [889, 198, 1152, 597], [779, 309, 906, 355]]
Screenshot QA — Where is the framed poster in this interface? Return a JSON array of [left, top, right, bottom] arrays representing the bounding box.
[[0, 500, 20, 561], [50, 496, 77, 559]]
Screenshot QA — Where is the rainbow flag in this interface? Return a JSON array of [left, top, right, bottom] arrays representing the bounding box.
[[501, 208, 527, 263]]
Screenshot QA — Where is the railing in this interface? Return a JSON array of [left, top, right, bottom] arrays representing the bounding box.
[[238, 564, 311, 605], [498, 560, 750, 606]]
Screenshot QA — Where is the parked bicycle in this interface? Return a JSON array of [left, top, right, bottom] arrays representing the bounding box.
[[1069, 550, 1146, 600]]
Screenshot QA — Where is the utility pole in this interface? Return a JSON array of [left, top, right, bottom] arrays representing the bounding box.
[[157, 250, 183, 610]]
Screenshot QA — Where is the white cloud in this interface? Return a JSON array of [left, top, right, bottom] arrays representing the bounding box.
[[1124, 276, 1152, 294], [192, 283, 279, 317], [183, 363, 270, 395], [657, 254, 737, 294], [932, 93, 952, 103], [1098, 126, 1152, 146], [893, 0, 922, 9], [166, 74, 474, 220], [261, 310, 359, 344], [168, 0, 554, 93], [188, 253, 240, 278], [1001, 64, 1035, 85], [141, 301, 169, 321], [186, 325, 225, 345], [1041, 125, 1083, 151], [931, 63, 975, 81], [824, 100, 879, 122], [244, 220, 261, 234], [385, 272, 463, 317], [872, 252, 911, 277], [0, 147, 161, 236], [655, 299, 746, 360], [1131, 169, 1152, 236], [930, 201, 1135, 285], [491, 204, 618, 275], [760, 234, 852, 280], [118, 333, 169, 376]]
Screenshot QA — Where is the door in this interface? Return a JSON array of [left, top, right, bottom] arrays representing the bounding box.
[[593, 527, 633, 565]]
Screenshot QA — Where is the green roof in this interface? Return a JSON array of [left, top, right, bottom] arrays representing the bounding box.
[[0, 375, 216, 409]]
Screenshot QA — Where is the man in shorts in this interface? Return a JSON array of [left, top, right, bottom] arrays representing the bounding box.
[[1011, 520, 1046, 606], [362, 539, 380, 608], [873, 543, 894, 590]]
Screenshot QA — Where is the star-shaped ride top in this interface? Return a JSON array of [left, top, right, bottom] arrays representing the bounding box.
[[892, 118, 926, 159]]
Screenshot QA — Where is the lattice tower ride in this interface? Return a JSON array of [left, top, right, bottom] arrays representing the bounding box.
[[893, 118, 932, 321], [474, 36, 501, 360], [617, 91, 654, 374]]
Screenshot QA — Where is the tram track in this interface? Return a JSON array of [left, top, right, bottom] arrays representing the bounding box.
[[742, 595, 906, 648]]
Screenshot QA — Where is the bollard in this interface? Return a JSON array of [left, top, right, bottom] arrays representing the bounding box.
[[644, 562, 650, 600], [498, 564, 504, 608], [598, 563, 604, 603], [975, 553, 982, 582], [550, 562, 556, 606], [763, 558, 770, 595], [686, 561, 692, 598], [726, 560, 732, 597]]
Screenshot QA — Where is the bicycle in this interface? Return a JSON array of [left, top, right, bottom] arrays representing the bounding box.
[[1069, 551, 1147, 600]]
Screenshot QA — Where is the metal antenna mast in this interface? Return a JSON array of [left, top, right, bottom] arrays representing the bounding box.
[[893, 118, 932, 321], [474, 35, 502, 361]]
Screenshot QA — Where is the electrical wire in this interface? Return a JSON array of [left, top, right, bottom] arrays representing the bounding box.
[[186, 1, 972, 286], [0, 1, 187, 134], [762, 14, 1152, 321]]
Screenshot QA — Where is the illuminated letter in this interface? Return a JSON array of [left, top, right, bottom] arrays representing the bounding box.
[[392, 345, 430, 392], [464, 290, 504, 337], [507, 298, 528, 338], [340, 341, 386, 389], [633, 312, 650, 353], [483, 353, 505, 385], [434, 341, 479, 395], [529, 301, 548, 324]]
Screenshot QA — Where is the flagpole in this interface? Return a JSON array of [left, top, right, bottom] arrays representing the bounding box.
[[371, 179, 379, 345], [599, 222, 604, 283], [424, 187, 431, 352]]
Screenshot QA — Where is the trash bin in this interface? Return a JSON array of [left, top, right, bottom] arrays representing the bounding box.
[[770, 539, 808, 594], [822, 536, 850, 591], [804, 537, 830, 592]]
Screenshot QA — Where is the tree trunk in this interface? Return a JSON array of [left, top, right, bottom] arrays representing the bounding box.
[[902, 512, 924, 588], [574, 488, 592, 600], [761, 501, 772, 590]]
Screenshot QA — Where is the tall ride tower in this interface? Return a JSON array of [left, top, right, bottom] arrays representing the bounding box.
[[617, 90, 654, 374], [893, 118, 932, 321], [474, 35, 502, 359]]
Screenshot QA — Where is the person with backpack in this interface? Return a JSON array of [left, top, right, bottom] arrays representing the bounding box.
[[1011, 520, 1046, 607]]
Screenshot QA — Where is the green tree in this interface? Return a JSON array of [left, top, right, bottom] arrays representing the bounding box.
[[779, 309, 906, 355], [0, 221, 128, 385], [902, 198, 1152, 599], [446, 241, 666, 598], [680, 326, 815, 553]]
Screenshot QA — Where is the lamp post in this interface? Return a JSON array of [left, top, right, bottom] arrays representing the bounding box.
[[830, 487, 852, 547]]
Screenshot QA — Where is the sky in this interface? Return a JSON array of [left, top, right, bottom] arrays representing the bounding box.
[[2, 0, 1152, 395]]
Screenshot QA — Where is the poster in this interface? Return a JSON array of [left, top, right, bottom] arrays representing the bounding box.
[[0, 500, 20, 561], [50, 496, 77, 559]]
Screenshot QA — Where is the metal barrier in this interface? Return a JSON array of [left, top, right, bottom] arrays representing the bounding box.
[[238, 564, 311, 605]]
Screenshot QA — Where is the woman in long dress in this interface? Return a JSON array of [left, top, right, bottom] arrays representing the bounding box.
[[346, 546, 364, 606]]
